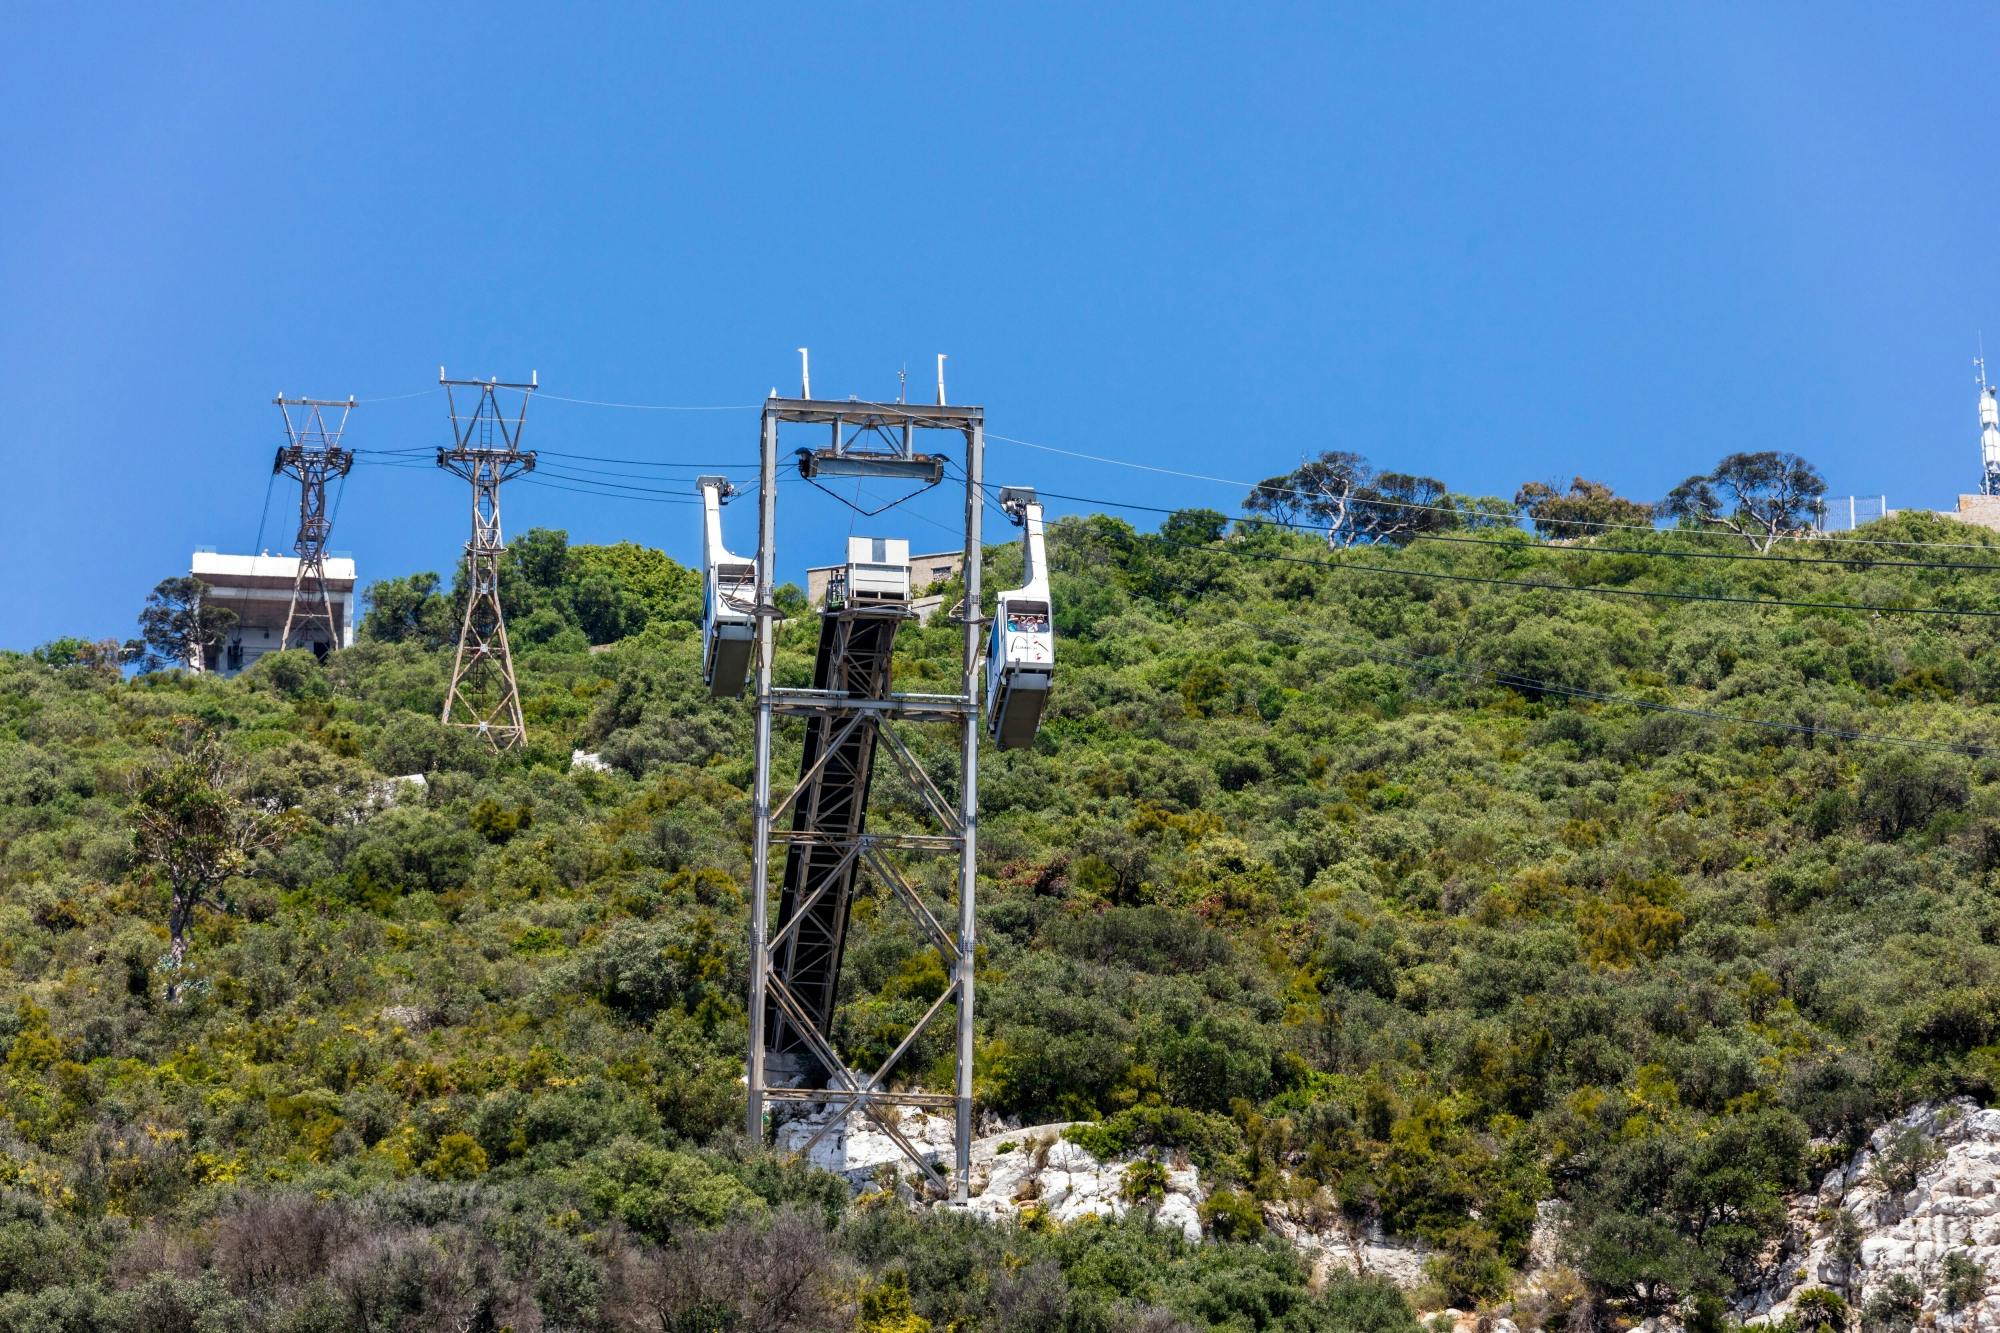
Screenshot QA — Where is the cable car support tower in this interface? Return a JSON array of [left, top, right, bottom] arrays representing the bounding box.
[[273, 394, 356, 655], [437, 371, 537, 749], [728, 371, 1005, 1200]]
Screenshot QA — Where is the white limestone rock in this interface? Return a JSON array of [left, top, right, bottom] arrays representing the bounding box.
[[1738, 1099, 2000, 1332], [1264, 1199, 1433, 1288]]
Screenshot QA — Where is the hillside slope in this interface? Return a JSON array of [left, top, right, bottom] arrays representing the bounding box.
[[4, 512, 2000, 1331]]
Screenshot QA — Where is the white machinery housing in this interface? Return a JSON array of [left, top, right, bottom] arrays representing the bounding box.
[[986, 488, 1052, 749], [699, 475, 756, 697], [833, 536, 912, 606]]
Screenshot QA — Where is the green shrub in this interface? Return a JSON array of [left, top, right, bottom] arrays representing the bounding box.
[[1121, 1157, 1170, 1204], [1199, 1187, 1264, 1241], [422, 1132, 489, 1181], [1942, 1250, 1988, 1314], [1791, 1287, 1849, 1333], [1064, 1104, 1243, 1170]]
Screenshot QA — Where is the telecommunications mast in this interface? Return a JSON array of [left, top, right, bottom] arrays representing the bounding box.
[[1979, 353, 2000, 496]]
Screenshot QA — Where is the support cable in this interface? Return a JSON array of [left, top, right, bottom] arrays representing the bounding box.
[[1350, 640, 1988, 757], [251, 470, 276, 555], [1087, 513, 1989, 757], [970, 479, 2000, 620], [985, 430, 2000, 554]]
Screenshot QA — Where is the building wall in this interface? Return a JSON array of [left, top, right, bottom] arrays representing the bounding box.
[[805, 549, 964, 609], [1957, 495, 2000, 533], [191, 553, 357, 677]]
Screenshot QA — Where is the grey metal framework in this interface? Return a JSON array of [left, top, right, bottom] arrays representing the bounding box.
[[746, 395, 986, 1199], [436, 373, 537, 750], [272, 395, 356, 655]]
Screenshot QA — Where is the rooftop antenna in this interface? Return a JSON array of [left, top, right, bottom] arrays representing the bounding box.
[[935, 353, 948, 406], [798, 347, 811, 399], [1979, 338, 2000, 497], [898, 364, 908, 404]]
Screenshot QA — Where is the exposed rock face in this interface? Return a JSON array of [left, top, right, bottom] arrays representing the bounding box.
[[1740, 1100, 2000, 1331], [1263, 1206, 1432, 1287], [967, 1134, 1205, 1243], [779, 1097, 2000, 1329], [773, 1110, 1207, 1241]]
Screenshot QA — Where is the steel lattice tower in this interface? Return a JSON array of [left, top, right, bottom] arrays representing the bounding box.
[[740, 387, 988, 1199], [436, 372, 537, 749], [273, 395, 357, 656]]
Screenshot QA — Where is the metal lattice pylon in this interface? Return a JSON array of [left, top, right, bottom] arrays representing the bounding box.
[[744, 393, 987, 1200], [273, 395, 356, 655], [436, 371, 537, 750]]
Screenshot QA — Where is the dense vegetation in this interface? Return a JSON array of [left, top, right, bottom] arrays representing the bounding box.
[[7, 499, 2000, 1331]]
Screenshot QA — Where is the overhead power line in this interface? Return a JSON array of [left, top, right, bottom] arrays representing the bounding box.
[[1407, 528, 2000, 573], [538, 393, 757, 411], [970, 478, 2000, 620], [540, 448, 750, 467], [985, 430, 2000, 555], [1350, 641, 1987, 757], [518, 476, 703, 505], [1018, 486, 2000, 575], [351, 388, 442, 404], [536, 466, 727, 496]]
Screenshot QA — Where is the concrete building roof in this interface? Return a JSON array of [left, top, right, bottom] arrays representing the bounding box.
[[192, 552, 357, 588]]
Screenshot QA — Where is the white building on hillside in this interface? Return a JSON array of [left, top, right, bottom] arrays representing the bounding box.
[[190, 550, 357, 677]]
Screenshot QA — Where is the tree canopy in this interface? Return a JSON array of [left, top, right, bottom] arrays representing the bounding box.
[[1661, 451, 1829, 551]]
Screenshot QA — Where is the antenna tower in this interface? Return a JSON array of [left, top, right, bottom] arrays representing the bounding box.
[[1977, 350, 2000, 498], [436, 371, 537, 749], [273, 395, 357, 656]]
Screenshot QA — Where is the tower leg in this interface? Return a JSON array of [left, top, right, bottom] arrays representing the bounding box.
[[953, 421, 984, 1201], [746, 412, 779, 1143]]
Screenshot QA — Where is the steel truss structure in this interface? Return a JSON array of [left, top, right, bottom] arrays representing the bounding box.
[[436, 372, 537, 750], [272, 395, 356, 654], [746, 395, 987, 1199]]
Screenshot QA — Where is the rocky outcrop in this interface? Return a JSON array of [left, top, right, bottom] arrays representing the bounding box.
[[773, 1109, 1207, 1241], [1263, 1206, 1433, 1287], [966, 1133, 1205, 1243], [1740, 1100, 2000, 1331], [778, 1096, 2000, 1329]]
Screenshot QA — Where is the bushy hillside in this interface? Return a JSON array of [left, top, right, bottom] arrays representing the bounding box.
[[5, 511, 2000, 1331]]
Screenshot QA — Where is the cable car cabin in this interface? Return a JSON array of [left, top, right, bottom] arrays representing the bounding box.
[[698, 476, 755, 697], [829, 537, 912, 608], [986, 489, 1053, 749]]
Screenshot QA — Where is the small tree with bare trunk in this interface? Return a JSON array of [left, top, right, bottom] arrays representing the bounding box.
[[132, 724, 299, 1000], [1661, 452, 1826, 552]]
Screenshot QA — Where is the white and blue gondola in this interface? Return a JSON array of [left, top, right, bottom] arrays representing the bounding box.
[[697, 475, 755, 697], [985, 487, 1053, 749]]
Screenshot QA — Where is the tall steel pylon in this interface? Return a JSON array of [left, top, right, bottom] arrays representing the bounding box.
[[743, 390, 987, 1199], [273, 395, 356, 656], [436, 371, 537, 749]]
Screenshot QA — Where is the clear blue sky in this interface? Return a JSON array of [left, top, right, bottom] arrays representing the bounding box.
[[5, 4, 1997, 649]]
